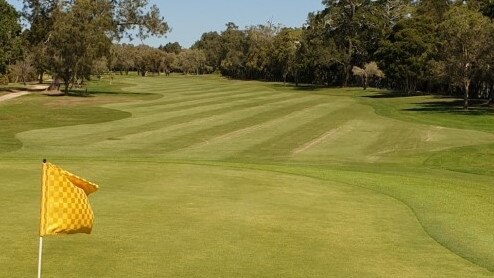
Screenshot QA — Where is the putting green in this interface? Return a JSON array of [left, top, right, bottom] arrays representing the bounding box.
[[0, 162, 491, 277]]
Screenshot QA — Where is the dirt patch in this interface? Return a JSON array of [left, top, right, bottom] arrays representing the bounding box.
[[0, 91, 31, 103], [28, 84, 50, 91]]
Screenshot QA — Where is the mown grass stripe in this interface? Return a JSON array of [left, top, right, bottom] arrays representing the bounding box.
[[79, 94, 313, 145], [236, 105, 360, 160], [133, 90, 281, 112], [130, 86, 276, 108], [150, 98, 329, 153]]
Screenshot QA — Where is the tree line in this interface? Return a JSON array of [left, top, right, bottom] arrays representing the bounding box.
[[190, 0, 494, 108], [0, 0, 493, 108]]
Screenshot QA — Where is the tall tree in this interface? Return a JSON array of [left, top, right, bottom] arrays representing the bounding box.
[[23, 0, 169, 94], [376, 17, 437, 94], [272, 28, 302, 84], [192, 32, 223, 72], [0, 0, 22, 75], [22, 0, 56, 83], [438, 6, 492, 109], [220, 23, 246, 78]]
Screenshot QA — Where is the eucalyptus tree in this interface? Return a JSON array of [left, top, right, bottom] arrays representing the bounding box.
[[111, 44, 135, 75], [220, 23, 247, 78], [177, 49, 207, 75], [272, 28, 302, 84], [21, 0, 57, 83], [0, 0, 22, 75], [438, 6, 492, 109], [244, 24, 278, 80], [192, 32, 223, 72], [22, 0, 169, 94]]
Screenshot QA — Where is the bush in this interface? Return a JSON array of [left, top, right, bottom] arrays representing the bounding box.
[[0, 75, 9, 85]]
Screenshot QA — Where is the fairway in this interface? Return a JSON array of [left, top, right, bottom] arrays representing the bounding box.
[[1, 75, 493, 277]]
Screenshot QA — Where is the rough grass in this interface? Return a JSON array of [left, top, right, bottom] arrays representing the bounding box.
[[0, 74, 493, 277]]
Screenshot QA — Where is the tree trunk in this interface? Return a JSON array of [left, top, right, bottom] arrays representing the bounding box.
[[463, 80, 470, 109], [38, 71, 44, 84], [64, 81, 70, 95], [488, 84, 493, 106]]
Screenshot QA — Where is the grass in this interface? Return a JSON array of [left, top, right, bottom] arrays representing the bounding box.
[[0, 74, 493, 277]]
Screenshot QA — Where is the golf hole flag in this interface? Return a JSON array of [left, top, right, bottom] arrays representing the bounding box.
[[39, 162, 99, 236]]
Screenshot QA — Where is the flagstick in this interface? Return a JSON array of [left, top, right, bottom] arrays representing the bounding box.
[[38, 159, 46, 278], [37, 237, 43, 278]]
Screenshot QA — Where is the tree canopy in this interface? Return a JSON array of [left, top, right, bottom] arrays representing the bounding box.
[[0, 0, 21, 75]]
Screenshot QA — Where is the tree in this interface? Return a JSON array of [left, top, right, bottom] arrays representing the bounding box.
[[352, 61, 384, 90], [92, 57, 109, 80], [0, 0, 22, 75], [8, 53, 36, 85], [244, 24, 277, 79], [376, 17, 437, 94], [112, 44, 135, 75], [438, 6, 492, 109], [159, 42, 182, 54], [272, 28, 302, 84], [22, 0, 56, 84], [192, 32, 223, 72], [177, 49, 207, 75], [23, 0, 169, 94], [220, 22, 246, 78]]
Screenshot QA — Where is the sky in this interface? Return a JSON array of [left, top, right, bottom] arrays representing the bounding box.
[[7, 0, 324, 48]]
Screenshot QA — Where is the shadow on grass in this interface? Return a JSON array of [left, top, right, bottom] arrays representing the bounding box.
[[363, 92, 419, 98], [366, 93, 493, 115], [269, 83, 327, 92], [404, 100, 493, 115], [44, 89, 155, 98]]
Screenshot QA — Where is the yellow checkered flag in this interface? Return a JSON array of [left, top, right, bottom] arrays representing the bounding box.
[[39, 161, 99, 236]]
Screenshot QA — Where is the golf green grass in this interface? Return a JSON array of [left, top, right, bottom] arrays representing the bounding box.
[[0, 74, 493, 277]]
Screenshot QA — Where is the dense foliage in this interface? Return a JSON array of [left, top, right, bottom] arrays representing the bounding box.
[[0, 0, 21, 77], [190, 0, 494, 107]]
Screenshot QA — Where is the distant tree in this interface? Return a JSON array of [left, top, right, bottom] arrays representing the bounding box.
[[177, 49, 207, 75], [244, 24, 277, 79], [376, 17, 437, 94], [192, 31, 223, 72], [352, 61, 384, 90], [22, 0, 56, 83], [220, 22, 246, 78], [23, 0, 169, 94], [272, 28, 302, 84], [92, 57, 109, 80], [8, 53, 36, 84], [161, 52, 176, 75], [160, 42, 182, 54], [300, 12, 343, 86], [0, 0, 22, 75], [112, 44, 135, 75], [438, 6, 492, 109]]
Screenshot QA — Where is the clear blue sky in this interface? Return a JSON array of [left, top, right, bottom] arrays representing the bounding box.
[[7, 0, 324, 48]]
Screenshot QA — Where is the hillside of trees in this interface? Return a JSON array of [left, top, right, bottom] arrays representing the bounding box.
[[1, 0, 493, 108]]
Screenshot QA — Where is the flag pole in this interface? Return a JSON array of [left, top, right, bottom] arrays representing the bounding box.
[[37, 236, 43, 278], [38, 159, 47, 278]]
